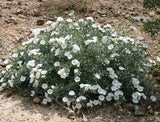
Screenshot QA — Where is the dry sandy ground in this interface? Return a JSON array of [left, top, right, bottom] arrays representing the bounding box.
[[0, 0, 160, 121]]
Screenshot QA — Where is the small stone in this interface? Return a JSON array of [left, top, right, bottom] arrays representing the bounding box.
[[16, 9, 23, 15], [136, 36, 145, 41], [37, 20, 44, 25], [33, 97, 41, 104], [82, 118, 88, 122], [5, 91, 13, 97], [67, 110, 75, 119], [17, 1, 22, 5], [156, 8, 160, 14], [148, 109, 154, 114], [149, 11, 155, 17], [154, 111, 159, 116], [134, 108, 145, 116], [33, 10, 42, 17], [124, 103, 135, 110]]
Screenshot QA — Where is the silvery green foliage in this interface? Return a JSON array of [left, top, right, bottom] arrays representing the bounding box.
[[0, 16, 156, 109]]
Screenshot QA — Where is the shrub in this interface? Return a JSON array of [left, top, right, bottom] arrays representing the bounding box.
[[143, 0, 160, 9], [0, 16, 157, 109], [143, 18, 160, 36]]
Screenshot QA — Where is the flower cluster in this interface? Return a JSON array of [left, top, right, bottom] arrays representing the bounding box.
[[0, 16, 157, 109]]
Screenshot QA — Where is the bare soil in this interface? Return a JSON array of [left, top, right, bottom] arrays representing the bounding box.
[[0, 0, 160, 121]]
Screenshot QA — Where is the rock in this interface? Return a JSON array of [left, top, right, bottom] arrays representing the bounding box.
[[154, 111, 159, 116], [17, 1, 22, 5], [82, 118, 88, 122], [37, 0, 42, 2], [148, 109, 154, 114], [33, 97, 41, 104], [5, 91, 13, 97], [0, 14, 2, 17], [16, 9, 23, 15], [136, 36, 145, 41], [123, 103, 135, 110], [33, 10, 42, 17], [125, 14, 130, 19], [134, 108, 145, 116], [37, 20, 44, 25], [149, 11, 155, 17], [67, 110, 75, 119], [156, 8, 160, 15], [0, 62, 6, 67]]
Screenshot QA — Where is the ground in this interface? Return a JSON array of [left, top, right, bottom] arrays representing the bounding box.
[[0, 0, 160, 121]]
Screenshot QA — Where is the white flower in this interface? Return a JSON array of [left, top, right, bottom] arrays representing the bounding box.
[[104, 59, 110, 65], [32, 28, 45, 36], [36, 72, 41, 79], [27, 60, 36, 68], [20, 52, 24, 55], [41, 70, 47, 75], [132, 92, 139, 99], [49, 38, 56, 44], [111, 86, 118, 91], [76, 103, 82, 109], [99, 95, 105, 101], [86, 17, 94, 22], [102, 36, 108, 44], [72, 44, 80, 53], [103, 24, 111, 28], [137, 86, 144, 92], [110, 53, 119, 58], [132, 78, 140, 85], [66, 18, 72, 23], [30, 90, 35, 97], [54, 62, 60, 67], [132, 98, 138, 103], [126, 49, 131, 54], [157, 56, 160, 62], [78, 18, 84, 22], [42, 98, 48, 104], [2, 83, 7, 87], [80, 83, 85, 88], [6, 64, 13, 70], [93, 100, 99, 105], [40, 40, 45, 45], [92, 24, 98, 28], [62, 97, 68, 102], [71, 59, 80, 67], [74, 76, 80, 82], [114, 95, 119, 100], [74, 69, 79, 74], [108, 44, 114, 50], [57, 17, 64, 22], [61, 43, 67, 49], [69, 90, 75, 96], [55, 49, 60, 56], [106, 95, 112, 101], [42, 83, 48, 89], [46, 21, 52, 25], [95, 73, 101, 79], [12, 53, 18, 58], [119, 66, 125, 70], [20, 76, 26, 82], [47, 89, 53, 94], [4, 60, 9, 64], [58, 68, 68, 79], [150, 96, 156, 102]]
